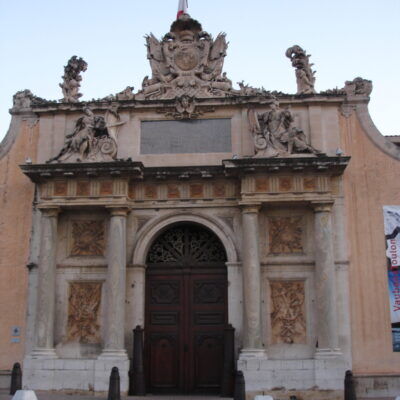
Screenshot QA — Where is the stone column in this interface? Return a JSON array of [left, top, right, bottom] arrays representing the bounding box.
[[312, 202, 341, 357], [31, 207, 60, 358], [99, 207, 130, 359], [131, 264, 146, 330], [240, 204, 264, 357]]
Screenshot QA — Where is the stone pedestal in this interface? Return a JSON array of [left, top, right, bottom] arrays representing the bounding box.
[[240, 204, 264, 357], [312, 202, 341, 357], [99, 207, 130, 360], [31, 207, 60, 358]]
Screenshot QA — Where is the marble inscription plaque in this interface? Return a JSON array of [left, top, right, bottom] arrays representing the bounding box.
[[270, 280, 306, 344], [67, 282, 102, 343], [71, 220, 105, 256], [268, 216, 303, 254], [140, 119, 231, 154]]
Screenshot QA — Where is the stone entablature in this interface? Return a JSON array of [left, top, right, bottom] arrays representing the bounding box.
[[21, 157, 349, 208]]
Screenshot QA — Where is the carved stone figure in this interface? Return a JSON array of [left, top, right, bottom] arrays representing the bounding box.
[[286, 45, 316, 94], [47, 106, 119, 163], [344, 77, 373, 97], [248, 100, 322, 157], [135, 14, 233, 100], [59, 56, 88, 103]]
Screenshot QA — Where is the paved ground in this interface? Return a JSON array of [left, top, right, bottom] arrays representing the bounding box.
[[0, 391, 396, 400], [0, 392, 225, 400]]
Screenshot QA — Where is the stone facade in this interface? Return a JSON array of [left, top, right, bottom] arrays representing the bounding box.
[[0, 13, 399, 399]]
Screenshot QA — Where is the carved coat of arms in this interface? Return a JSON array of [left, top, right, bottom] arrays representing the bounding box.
[[136, 14, 233, 99]]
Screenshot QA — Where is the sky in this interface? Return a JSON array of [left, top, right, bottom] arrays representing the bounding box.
[[0, 0, 399, 141]]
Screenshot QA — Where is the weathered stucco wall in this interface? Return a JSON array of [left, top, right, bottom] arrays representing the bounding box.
[[0, 115, 38, 370], [340, 106, 400, 374]]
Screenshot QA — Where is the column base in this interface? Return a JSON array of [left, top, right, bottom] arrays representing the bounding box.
[[97, 349, 128, 360], [30, 348, 58, 359], [315, 348, 342, 359], [239, 348, 266, 359]]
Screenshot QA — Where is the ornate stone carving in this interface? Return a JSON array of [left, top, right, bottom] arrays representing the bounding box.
[[286, 45, 316, 94], [344, 77, 373, 97], [67, 282, 102, 343], [12, 90, 47, 110], [248, 101, 323, 157], [59, 56, 88, 103], [135, 14, 233, 100], [47, 106, 120, 163], [70, 220, 105, 256], [270, 280, 306, 344], [268, 216, 303, 254], [115, 86, 135, 100]]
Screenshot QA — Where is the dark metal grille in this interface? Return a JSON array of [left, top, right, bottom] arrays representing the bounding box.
[[147, 224, 227, 266]]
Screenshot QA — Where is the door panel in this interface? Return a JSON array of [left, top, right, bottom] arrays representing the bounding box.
[[145, 223, 228, 394]]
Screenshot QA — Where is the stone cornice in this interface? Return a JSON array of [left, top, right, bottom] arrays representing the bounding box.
[[20, 160, 144, 183]]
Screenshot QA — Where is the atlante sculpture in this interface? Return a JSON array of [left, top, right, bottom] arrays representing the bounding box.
[[248, 100, 322, 157], [135, 14, 233, 100], [59, 56, 88, 103], [286, 45, 316, 95], [48, 106, 120, 163]]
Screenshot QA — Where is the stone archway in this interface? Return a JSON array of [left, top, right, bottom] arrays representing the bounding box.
[[144, 222, 228, 394]]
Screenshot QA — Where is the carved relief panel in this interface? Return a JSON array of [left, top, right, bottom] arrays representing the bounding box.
[[66, 281, 102, 343], [70, 220, 106, 257], [268, 216, 304, 254], [270, 280, 306, 344]]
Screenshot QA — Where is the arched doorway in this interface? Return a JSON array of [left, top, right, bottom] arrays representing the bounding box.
[[145, 222, 228, 394]]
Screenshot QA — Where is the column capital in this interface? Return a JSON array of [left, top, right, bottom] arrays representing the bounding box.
[[38, 206, 61, 218], [239, 202, 261, 214], [106, 206, 131, 217], [311, 201, 334, 213]]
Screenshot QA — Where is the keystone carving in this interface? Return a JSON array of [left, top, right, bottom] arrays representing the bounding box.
[[135, 14, 233, 100], [47, 105, 123, 163], [248, 100, 323, 157], [286, 45, 316, 94], [59, 56, 88, 103]]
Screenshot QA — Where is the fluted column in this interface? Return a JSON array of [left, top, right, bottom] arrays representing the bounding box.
[[240, 204, 264, 356], [312, 202, 341, 357], [32, 207, 60, 358], [100, 207, 130, 359]]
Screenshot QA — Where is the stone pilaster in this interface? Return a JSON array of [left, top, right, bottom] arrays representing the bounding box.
[[240, 203, 264, 357], [131, 264, 146, 330], [99, 207, 130, 359], [31, 207, 60, 358], [312, 202, 341, 357]]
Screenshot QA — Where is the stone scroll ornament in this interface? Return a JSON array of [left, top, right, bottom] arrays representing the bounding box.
[[285, 45, 316, 95], [59, 56, 88, 103], [47, 105, 125, 163], [247, 100, 323, 158], [135, 13, 233, 100]]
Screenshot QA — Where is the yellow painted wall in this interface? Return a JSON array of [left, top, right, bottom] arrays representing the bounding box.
[[0, 118, 38, 370], [340, 110, 400, 374]]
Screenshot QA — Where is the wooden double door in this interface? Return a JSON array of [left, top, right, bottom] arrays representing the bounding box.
[[144, 224, 228, 394]]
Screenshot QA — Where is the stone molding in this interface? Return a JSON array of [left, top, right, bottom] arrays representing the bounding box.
[[132, 210, 238, 265], [106, 206, 131, 217], [311, 201, 334, 213], [355, 103, 400, 160]]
